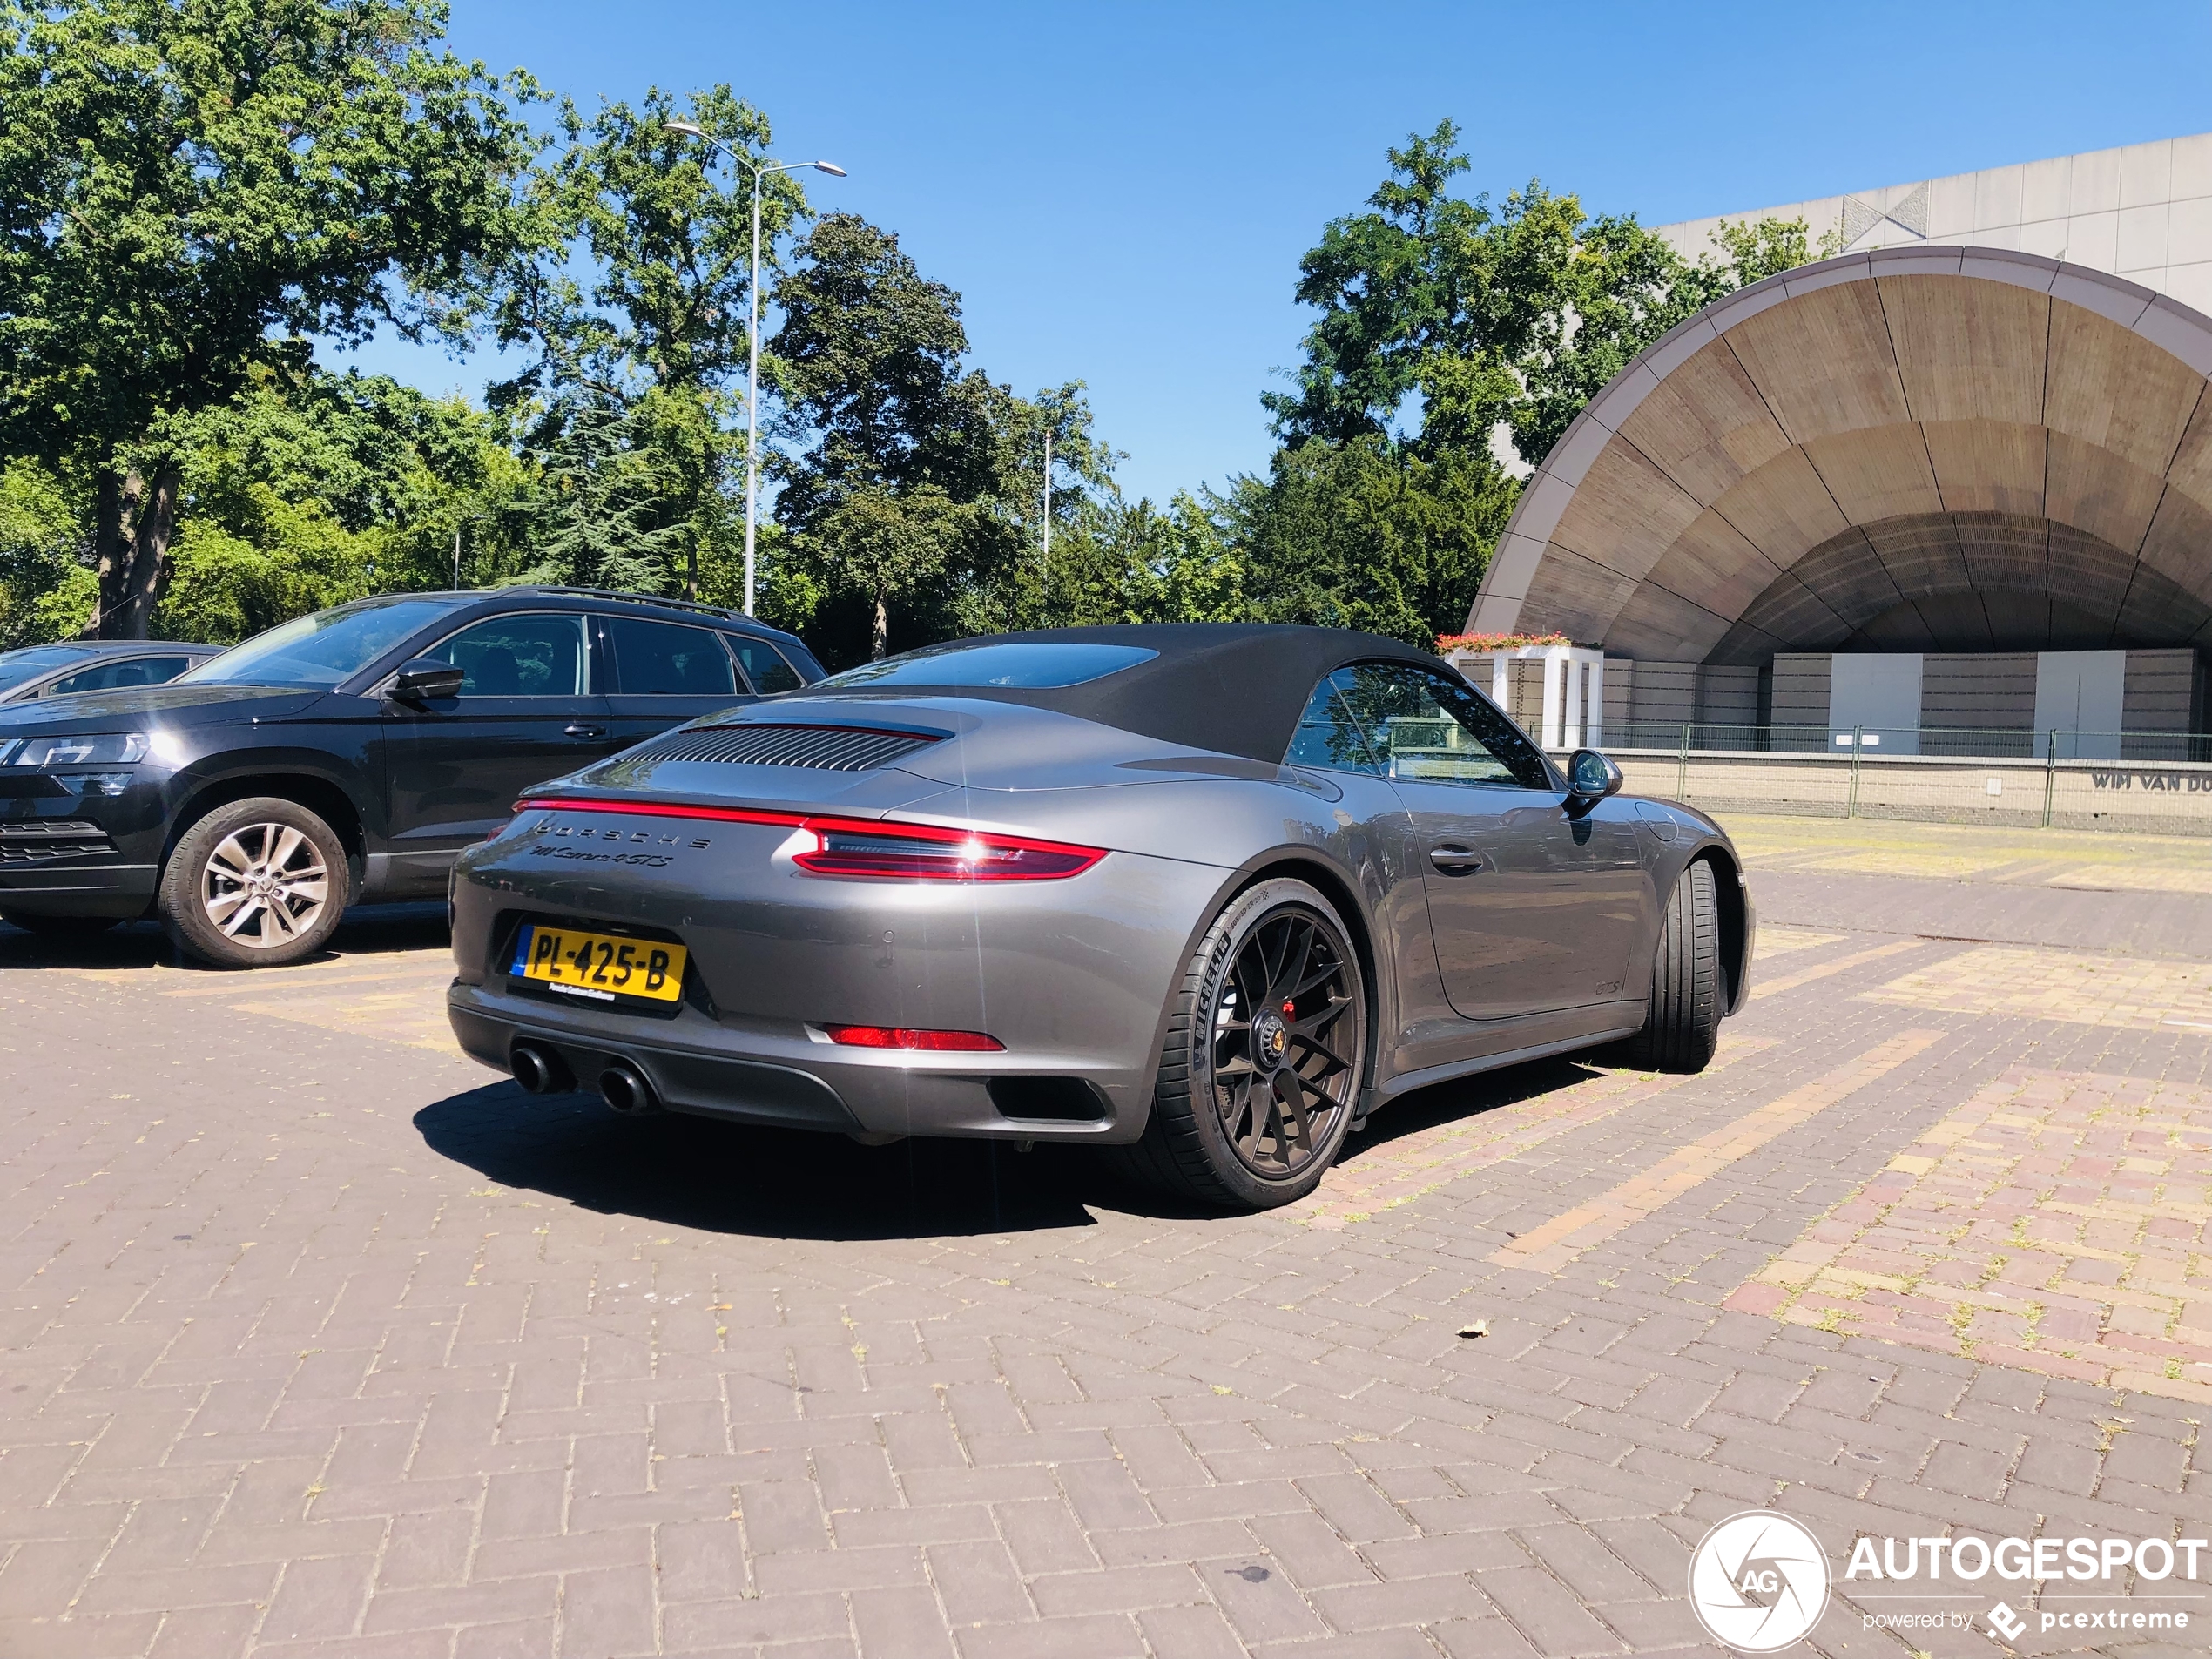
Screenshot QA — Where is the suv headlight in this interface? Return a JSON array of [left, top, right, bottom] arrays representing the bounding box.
[[2, 733, 152, 767]]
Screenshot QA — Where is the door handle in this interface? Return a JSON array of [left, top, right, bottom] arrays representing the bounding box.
[[1428, 844, 1484, 873], [563, 723, 606, 739]]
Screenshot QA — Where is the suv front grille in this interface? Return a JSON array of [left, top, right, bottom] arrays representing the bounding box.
[[0, 820, 114, 863], [634, 724, 940, 772]]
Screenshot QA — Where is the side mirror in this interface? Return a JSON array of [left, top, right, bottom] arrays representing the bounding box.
[[1566, 747, 1623, 802], [389, 658, 464, 702]]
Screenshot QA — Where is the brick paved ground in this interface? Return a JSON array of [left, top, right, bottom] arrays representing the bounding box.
[[3, 819, 2210, 1657]]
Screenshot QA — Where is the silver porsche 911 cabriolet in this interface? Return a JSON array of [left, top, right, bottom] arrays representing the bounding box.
[[447, 624, 1753, 1210]]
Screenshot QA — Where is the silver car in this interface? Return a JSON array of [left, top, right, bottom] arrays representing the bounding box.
[[447, 625, 1754, 1210]]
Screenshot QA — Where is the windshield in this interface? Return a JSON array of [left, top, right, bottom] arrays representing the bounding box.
[[0, 645, 96, 692], [179, 598, 468, 688], [819, 641, 1157, 690]]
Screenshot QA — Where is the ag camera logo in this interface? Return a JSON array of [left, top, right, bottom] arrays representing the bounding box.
[[1689, 1510, 1831, 1652]]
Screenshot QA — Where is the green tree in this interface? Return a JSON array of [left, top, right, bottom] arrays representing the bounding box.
[[770, 214, 1100, 662], [0, 0, 540, 636], [1270, 120, 1811, 470], [1068, 492, 1251, 626], [0, 458, 91, 645], [1224, 439, 1516, 646], [499, 84, 810, 601], [1244, 124, 1815, 647], [149, 370, 529, 641]]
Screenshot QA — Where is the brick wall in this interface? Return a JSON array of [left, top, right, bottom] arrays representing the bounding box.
[[2121, 649, 2200, 733], [1770, 654, 1832, 728], [1922, 652, 2038, 729]]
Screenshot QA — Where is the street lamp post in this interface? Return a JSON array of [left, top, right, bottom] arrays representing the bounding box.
[[663, 121, 845, 617]]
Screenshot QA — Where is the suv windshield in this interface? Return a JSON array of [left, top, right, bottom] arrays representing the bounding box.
[[0, 645, 95, 692], [180, 598, 467, 688]]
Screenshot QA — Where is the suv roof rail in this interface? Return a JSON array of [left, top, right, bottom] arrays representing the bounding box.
[[490, 585, 790, 632]]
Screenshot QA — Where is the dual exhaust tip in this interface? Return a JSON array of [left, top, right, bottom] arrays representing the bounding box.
[[510, 1042, 660, 1116]]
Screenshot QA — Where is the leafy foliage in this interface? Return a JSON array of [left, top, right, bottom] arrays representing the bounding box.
[[496, 84, 808, 602], [0, 458, 91, 645], [0, 0, 539, 634], [0, 10, 1824, 668], [768, 215, 1118, 664], [1246, 122, 1811, 646], [1268, 119, 1809, 473]]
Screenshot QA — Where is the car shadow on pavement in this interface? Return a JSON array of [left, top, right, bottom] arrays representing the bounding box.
[[0, 902, 450, 971], [415, 1057, 1611, 1240], [1342, 1055, 1603, 1159], [414, 1081, 1114, 1239]]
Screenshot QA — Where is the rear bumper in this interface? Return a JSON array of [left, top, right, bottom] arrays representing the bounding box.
[[446, 813, 1235, 1143], [448, 985, 1150, 1142]]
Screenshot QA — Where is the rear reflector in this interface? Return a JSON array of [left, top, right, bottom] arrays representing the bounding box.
[[511, 797, 1105, 881], [824, 1025, 1005, 1052]]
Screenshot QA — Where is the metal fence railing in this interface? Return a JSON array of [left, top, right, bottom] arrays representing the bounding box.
[[1602, 724, 2212, 764], [1568, 726, 2212, 835]]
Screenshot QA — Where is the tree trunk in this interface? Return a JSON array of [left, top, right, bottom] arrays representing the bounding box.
[[89, 464, 179, 640], [871, 591, 888, 660], [88, 469, 132, 639]]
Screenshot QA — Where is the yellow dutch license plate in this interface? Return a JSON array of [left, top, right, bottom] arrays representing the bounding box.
[[510, 923, 687, 1004]]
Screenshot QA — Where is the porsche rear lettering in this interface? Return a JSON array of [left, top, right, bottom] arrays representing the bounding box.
[[535, 823, 709, 850]]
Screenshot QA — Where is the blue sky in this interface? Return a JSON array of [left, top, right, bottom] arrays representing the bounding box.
[[341, 0, 2212, 504]]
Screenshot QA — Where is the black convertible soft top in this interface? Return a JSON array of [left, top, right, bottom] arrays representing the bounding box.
[[818, 624, 1447, 764]]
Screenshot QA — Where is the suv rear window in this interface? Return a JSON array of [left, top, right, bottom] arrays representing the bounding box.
[[726, 636, 803, 694], [607, 617, 738, 696]]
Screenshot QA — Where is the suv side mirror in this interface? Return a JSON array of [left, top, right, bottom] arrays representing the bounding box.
[[1566, 747, 1623, 802], [389, 658, 464, 702]]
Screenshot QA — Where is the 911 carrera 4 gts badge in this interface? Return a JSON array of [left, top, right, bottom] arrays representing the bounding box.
[[528, 845, 674, 867]]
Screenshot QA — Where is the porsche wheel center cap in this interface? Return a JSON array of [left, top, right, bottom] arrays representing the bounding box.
[[1253, 1012, 1289, 1068]]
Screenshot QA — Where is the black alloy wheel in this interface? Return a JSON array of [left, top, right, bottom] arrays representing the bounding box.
[[1120, 877, 1368, 1210], [1208, 906, 1359, 1178]]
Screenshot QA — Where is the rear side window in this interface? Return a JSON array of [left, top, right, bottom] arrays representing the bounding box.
[[43, 655, 194, 696], [436, 614, 590, 697], [725, 635, 803, 694], [607, 617, 738, 696]]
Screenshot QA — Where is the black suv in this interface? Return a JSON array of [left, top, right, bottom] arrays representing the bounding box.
[[0, 588, 821, 967]]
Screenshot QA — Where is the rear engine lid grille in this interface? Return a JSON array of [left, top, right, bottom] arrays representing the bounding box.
[[632, 723, 941, 772]]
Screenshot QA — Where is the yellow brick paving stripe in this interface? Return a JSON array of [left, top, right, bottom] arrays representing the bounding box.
[[56, 946, 463, 1054], [1865, 944, 2212, 1031], [1750, 938, 1925, 1000], [1287, 1037, 1774, 1231], [232, 988, 463, 1055], [1489, 1028, 1946, 1275], [1750, 927, 1844, 956], [1726, 1066, 2212, 1404]]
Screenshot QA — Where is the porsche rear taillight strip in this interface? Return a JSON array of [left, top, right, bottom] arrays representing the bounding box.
[[516, 796, 807, 829], [511, 796, 1106, 881]]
